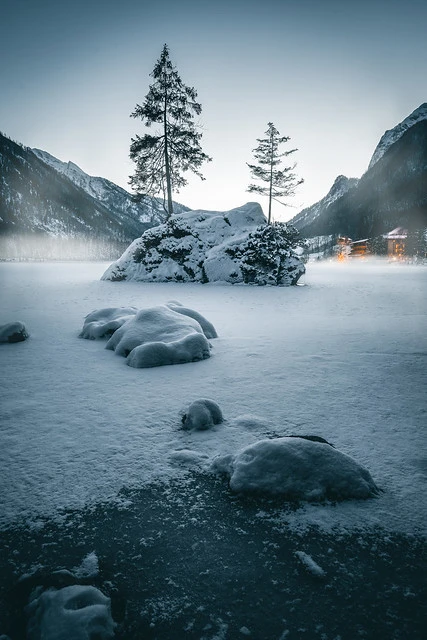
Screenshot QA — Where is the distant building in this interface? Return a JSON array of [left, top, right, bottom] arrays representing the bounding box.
[[383, 227, 408, 258], [350, 238, 369, 258], [336, 236, 352, 261]]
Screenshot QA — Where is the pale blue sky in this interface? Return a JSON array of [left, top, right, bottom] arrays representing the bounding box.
[[1, 0, 426, 219]]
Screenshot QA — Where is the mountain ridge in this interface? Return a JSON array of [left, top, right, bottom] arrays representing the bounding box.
[[0, 133, 190, 258], [290, 104, 427, 239]]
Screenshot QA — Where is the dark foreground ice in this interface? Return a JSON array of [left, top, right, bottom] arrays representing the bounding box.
[[1, 472, 425, 640]]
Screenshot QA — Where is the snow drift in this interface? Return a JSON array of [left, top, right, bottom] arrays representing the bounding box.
[[101, 203, 305, 285], [79, 304, 217, 368], [213, 436, 379, 500]]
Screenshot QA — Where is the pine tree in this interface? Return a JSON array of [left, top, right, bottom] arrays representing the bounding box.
[[247, 122, 303, 224], [129, 44, 211, 218]]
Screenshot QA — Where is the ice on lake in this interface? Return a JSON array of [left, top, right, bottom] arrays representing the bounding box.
[[0, 259, 426, 535]]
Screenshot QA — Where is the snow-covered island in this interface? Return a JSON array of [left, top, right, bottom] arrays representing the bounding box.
[[101, 202, 305, 286]]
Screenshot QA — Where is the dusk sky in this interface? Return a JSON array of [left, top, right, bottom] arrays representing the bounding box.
[[1, 0, 426, 220]]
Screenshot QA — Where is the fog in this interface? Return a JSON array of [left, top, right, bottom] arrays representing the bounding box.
[[0, 234, 127, 261]]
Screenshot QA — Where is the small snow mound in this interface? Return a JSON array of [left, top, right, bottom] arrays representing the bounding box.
[[231, 415, 275, 431], [26, 585, 115, 640], [169, 449, 210, 466], [295, 551, 326, 577], [212, 437, 379, 500], [181, 399, 224, 431], [105, 305, 212, 368], [0, 321, 29, 343], [79, 307, 137, 339], [72, 552, 99, 579]]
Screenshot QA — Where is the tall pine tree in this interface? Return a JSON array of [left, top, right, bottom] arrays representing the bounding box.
[[130, 44, 211, 218], [247, 122, 303, 224]]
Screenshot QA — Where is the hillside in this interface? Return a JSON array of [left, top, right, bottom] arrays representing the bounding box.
[[0, 133, 188, 259], [291, 117, 427, 239]]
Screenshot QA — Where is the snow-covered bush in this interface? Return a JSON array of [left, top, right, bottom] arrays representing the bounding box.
[[101, 203, 305, 285], [79, 307, 137, 339], [26, 585, 115, 640], [0, 321, 29, 343], [212, 437, 379, 500], [181, 398, 224, 430], [224, 222, 305, 285], [105, 305, 213, 368]]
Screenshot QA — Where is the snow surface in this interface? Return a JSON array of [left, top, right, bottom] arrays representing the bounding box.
[[212, 436, 379, 499], [1, 260, 426, 536], [26, 584, 115, 640]]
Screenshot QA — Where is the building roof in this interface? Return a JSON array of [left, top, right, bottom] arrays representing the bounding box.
[[384, 227, 408, 239]]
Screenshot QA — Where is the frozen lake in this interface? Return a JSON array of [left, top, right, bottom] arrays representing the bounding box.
[[1, 259, 426, 534], [1, 259, 426, 639]]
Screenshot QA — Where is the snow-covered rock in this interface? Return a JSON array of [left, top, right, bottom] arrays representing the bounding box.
[[213, 437, 379, 500], [166, 302, 218, 339], [79, 307, 137, 339], [0, 321, 29, 343], [101, 203, 305, 286], [26, 585, 115, 640], [72, 552, 99, 579], [368, 103, 427, 169], [295, 551, 326, 577], [105, 305, 214, 368], [181, 399, 224, 430]]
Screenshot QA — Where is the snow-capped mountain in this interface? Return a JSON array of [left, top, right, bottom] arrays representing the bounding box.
[[290, 104, 427, 239], [32, 148, 187, 229], [290, 175, 359, 231], [0, 133, 190, 258], [368, 103, 427, 169]]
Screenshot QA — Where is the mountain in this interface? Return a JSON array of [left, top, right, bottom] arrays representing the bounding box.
[[32, 148, 187, 231], [290, 175, 359, 231], [290, 105, 427, 239], [0, 133, 188, 258], [368, 103, 427, 169]]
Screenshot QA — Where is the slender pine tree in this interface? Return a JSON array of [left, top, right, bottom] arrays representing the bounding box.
[[247, 122, 303, 224], [129, 44, 211, 218]]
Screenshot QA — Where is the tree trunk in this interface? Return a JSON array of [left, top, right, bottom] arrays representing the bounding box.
[[268, 139, 273, 224], [163, 80, 173, 219]]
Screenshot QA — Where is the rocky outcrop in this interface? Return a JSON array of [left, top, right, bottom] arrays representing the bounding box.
[[101, 203, 305, 286]]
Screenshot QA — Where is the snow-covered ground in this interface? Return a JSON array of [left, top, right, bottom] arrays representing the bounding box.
[[1, 260, 426, 537]]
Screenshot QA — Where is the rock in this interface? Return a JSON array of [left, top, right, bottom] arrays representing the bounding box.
[[181, 399, 224, 431], [0, 321, 29, 343]]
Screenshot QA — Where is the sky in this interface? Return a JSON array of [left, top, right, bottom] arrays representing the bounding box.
[[1, 0, 426, 221]]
